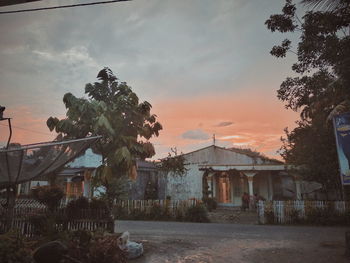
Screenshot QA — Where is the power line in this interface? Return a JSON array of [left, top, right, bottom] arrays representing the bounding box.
[[0, 123, 53, 136], [0, 0, 131, 15]]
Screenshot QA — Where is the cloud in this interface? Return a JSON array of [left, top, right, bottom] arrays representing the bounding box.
[[215, 121, 233, 127], [219, 135, 240, 140], [181, 129, 210, 140]]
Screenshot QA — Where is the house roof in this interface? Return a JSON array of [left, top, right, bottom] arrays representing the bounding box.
[[177, 145, 283, 164]]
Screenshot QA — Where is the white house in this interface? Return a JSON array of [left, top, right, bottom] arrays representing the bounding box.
[[164, 145, 303, 206]]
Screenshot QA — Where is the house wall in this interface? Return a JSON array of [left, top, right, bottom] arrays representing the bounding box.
[[165, 164, 203, 200]]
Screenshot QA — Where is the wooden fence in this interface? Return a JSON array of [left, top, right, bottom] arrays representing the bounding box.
[[116, 199, 200, 217], [0, 199, 113, 237], [257, 200, 350, 224]]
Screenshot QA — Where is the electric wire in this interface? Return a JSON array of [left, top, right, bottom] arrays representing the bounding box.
[[0, 0, 131, 15], [0, 123, 53, 136]]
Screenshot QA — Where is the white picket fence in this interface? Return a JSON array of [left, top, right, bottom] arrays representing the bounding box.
[[116, 199, 199, 216], [257, 200, 349, 224], [0, 198, 113, 236]]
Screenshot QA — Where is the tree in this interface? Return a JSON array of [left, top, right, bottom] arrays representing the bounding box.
[[47, 68, 162, 206], [266, 0, 350, 198]]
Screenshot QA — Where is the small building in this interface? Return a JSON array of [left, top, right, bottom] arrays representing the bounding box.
[[164, 145, 302, 206]]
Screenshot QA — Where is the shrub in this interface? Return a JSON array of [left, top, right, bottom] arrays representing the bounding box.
[[88, 234, 127, 263], [149, 204, 164, 220], [65, 230, 127, 263], [0, 231, 32, 263], [90, 198, 108, 210], [31, 185, 64, 211], [66, 197, 90, 219], [112, 205, 129, 220], [202, 197, 217, 212], [265, 210, 275, 224], [184, 204, 210, 223], [129, 208, 147, 220], [289, 208, 301, 224]]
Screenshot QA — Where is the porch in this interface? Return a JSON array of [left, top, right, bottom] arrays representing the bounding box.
[[200, 164, 298, 207]]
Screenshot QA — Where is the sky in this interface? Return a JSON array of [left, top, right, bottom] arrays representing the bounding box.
[[0, 0, 301, 160]]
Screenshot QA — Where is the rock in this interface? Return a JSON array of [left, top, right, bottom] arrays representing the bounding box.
[[33, 241, 68, 263], [127, 241, 144, 259]]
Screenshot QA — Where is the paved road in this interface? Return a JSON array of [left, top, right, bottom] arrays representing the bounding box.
[[115, 220, 349, 263]]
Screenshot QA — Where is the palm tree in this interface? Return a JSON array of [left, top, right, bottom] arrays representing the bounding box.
[[301, 0, 349, 11]]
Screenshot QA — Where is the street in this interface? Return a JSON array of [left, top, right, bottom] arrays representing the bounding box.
[[115, 220, 349, 263]]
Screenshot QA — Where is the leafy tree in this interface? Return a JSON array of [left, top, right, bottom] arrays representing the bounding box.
[[266, 0, 350, 198], [47, 68, 162, 207], [158, 147, 187, 176]]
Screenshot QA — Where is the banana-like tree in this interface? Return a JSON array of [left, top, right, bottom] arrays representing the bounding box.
[[47, 68, 162, 207]]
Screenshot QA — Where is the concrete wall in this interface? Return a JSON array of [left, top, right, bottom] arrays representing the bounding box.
[[165, 164, 203, 200]]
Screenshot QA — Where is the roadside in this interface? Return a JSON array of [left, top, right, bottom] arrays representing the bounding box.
[[115, 220, 349, 263], [207, 207, 258, 224]]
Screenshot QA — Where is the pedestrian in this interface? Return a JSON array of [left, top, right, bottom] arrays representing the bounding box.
[[241, 192, 249, 211]]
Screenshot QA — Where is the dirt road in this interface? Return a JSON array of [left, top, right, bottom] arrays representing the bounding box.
[[115, 220, 349, 263]]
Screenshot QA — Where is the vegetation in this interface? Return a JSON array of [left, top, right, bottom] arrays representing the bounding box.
[[113, 202, 210, 223], [158, 147, 187, 176], [65, 230, 127, 263], [47, 68, 162, 208], [31, 185, 64, 212], [0, 231, 32, 263], [266, 0, 350, 198], [184, 204, 210, 223]]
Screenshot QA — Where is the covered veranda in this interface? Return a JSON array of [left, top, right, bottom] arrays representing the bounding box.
[[199, 164, 299, 207]]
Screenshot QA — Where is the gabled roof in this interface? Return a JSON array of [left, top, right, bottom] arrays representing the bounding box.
[[178, 145, 283, 164]]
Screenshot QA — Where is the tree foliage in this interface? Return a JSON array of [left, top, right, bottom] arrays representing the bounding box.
[[158, 148, 187, 176], [47, 68, 162, 205], [266, 0, 350, 196]]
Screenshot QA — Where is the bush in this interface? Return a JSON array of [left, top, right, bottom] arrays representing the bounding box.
[[304, 207, 346, 225], [0, 231, 32, 263], [265, 210, 275, 224], [112, 205, 129, 220], [289, 208, 301, 224], [202, 197, 217, 212], [31, 186, 64, 211], [66, 197, 90, 219], [129, 208, 147, 220], [65, 230, 127, 263], [89, 198, 108, 210], [148, 204, 164, 220], [184, 204, 210, 223]]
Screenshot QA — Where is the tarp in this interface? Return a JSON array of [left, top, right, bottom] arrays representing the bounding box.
[[0, 136, 100, 189], [333, 112, 350, 185]]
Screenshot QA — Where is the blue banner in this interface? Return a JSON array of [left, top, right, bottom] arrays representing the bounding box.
[[333, 112, 350, 185]]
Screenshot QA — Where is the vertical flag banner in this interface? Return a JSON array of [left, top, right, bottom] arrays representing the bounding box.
[[333, 112, 350, 185]]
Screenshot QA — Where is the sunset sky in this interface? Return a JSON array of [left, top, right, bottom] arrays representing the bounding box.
[[0, 0, 302, 160]]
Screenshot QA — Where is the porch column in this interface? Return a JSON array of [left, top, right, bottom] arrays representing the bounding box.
[[268, 172, 274, 200], [294, 176, 302, 200], [242, 171, 256, 209], [242, 171, 256, 196], [212, 173, 216, 199], [207, 172, 213, 198]]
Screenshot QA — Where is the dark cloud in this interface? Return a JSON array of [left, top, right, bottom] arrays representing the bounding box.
[[215, 121, 233, 127], [181, 129, 210, 140]]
